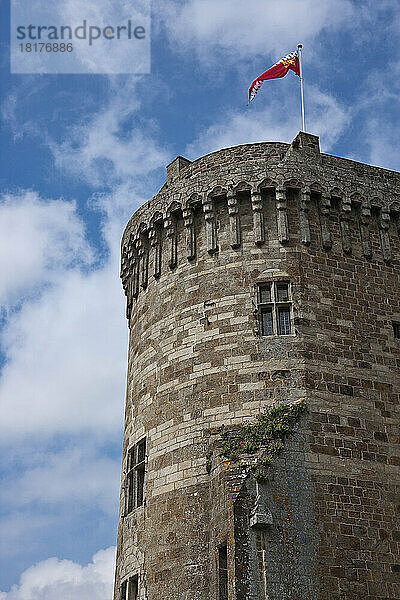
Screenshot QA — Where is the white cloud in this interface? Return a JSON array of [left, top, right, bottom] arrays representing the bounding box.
[[1, 87, 42, 141], [0, 191, 92, 308], [158, 0, 355, 61], [0, 179, 157, 444], [0, 251, 126, 440], [0, 446, 120, 515], [0, 81, 158, 582], [364, 67, 400, 171], [51, 80, 169, 188], [342, 58, 400, 171], [187, 83, 351, 159], [0, 513, 59, 561], [0, 95, 161, 441], [12, 0, 150, 75], [0, 547, 115, 600], [0, 82, 164, 573], [362, 117, 400, 172]]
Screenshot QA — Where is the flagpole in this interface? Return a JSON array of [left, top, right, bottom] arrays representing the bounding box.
[[298, 44, 306, 132]]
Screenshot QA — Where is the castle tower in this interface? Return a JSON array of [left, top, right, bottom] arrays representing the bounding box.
[[114, 132, 400, 600]]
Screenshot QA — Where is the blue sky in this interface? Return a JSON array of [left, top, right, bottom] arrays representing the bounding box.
[[0, 0, 399, 597]]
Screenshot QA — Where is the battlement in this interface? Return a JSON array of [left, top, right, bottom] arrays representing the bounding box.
[[121, 133, 400, 319]]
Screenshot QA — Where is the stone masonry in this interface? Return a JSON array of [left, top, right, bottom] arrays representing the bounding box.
[[114, 132, 400, 600]]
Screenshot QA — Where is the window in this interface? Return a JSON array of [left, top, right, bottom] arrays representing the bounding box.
[[128, 576, 139, 600], [136, 439, 146, 507], [257, 281, 293, 336], [126, 438, 146, 513], [126, 448, 135, 513], [258, 283, 272, 303], [393, 322, 400, 339], [218, 544, 228, 600], [261, 307, 273, 336], [120, 581, 127, 600], [276, 282, 289, 302], [278, 307, 291, 335], [120, 576, 138, 600]]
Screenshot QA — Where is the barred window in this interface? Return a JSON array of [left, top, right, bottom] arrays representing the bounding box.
[[257, 281, 293, 337], [126, 438, 146, 514], [393, 322, 400, 339]]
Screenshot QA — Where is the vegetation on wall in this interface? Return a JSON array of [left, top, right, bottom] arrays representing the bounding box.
[[218, 399, 306, 482]]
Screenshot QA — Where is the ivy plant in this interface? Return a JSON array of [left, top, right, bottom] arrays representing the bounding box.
[[218, 399, 306, 482]]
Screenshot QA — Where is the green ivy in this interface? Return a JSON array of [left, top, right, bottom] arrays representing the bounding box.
[[218, 399, 306, 482], [205, 451, 213, 474]]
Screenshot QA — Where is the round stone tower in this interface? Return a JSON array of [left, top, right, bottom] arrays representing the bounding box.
[[114, 132, 400, 600]]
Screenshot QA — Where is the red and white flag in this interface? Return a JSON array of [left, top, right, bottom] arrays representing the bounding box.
[[249, 50, 300, 103]]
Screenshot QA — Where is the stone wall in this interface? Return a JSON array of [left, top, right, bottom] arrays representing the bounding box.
[[114, 132, 400, 600]]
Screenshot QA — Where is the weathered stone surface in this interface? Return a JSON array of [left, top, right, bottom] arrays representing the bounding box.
[[115, 132, 400, 600]]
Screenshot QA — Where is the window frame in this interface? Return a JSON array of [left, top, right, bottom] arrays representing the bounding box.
[[120, 580, 127, 600], [256, 281, 294, 337], [125, 438, 146, 514], [120, 575, 139, 600], [126, 446, 135, 514], [135, 439, 146, 508]]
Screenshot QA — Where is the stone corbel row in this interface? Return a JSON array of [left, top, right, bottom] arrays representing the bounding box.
[[121, 233, 140, 321], [122, 184, 330, 281], [302, 188, 394, 261], [209, 184, 287, 250], [347, 195, 393, 262], [202, 185, 271, 252], [122, 185, 398, 319]]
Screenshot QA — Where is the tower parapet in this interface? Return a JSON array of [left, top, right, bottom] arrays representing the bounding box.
[[115, 133, 400, 600], [121, 133, 400, 318]]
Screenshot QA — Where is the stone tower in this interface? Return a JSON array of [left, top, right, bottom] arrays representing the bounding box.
[[114, 132, 400, 600]]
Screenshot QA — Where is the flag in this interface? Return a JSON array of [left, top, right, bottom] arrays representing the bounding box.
[[249, 50, 300, 103]]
